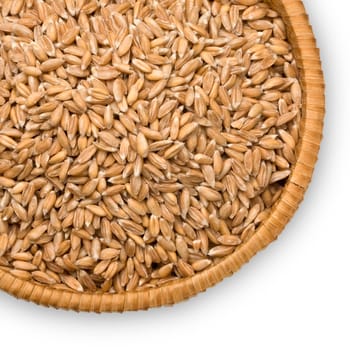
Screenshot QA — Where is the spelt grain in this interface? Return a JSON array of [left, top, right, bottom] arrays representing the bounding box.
[[0, 0, 301, 293]]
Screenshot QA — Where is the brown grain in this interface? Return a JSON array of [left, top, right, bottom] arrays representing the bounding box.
[[0, 0, 301, 293]]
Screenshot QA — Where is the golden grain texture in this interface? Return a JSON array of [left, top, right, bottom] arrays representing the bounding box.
[[0, 0, 301, 293]]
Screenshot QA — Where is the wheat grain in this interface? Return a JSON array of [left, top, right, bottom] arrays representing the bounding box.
[[0, 0, 301, 293]]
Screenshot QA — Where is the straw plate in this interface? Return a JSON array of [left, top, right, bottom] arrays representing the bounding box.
[[0, 0, 325, 312]]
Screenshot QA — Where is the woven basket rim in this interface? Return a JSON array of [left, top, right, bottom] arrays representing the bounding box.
[[0, 0, 325, 312]]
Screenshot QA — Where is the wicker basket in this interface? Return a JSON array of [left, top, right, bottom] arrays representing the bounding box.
[[0, 0, 325, 312]]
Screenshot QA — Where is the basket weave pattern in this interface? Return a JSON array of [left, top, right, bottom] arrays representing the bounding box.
[[0, 0, 325, 312]]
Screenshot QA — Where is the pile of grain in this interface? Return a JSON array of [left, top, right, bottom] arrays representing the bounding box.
[[0, 0, 301, 293]]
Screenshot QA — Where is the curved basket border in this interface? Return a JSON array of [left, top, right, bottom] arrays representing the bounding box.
[[0, 0, 325, 312]]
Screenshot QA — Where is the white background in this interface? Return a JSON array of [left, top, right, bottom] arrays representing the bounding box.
[[0, 1, 349, 349]]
